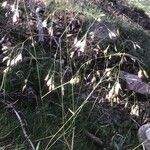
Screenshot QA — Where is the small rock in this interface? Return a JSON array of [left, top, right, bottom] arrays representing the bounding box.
[[138, 123, 150, 150], [88, 21, 120, 43]]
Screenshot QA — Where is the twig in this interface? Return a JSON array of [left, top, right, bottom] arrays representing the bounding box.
[[84, 129, 103, 146], [0, 100, 35, 150]]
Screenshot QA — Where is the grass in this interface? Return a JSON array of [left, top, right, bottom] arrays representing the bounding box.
[[0, 0, 150, 150], [128, 0, 150, 13]]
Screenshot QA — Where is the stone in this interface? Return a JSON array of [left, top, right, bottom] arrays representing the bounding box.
[[88, 20, 120, 43], [138, 123, 150, 150]]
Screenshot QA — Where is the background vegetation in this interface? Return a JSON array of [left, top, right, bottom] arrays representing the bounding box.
[[0, 0, 150, 150]]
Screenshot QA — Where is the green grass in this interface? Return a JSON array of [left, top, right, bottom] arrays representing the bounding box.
[[128, 0, 150, 13]]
